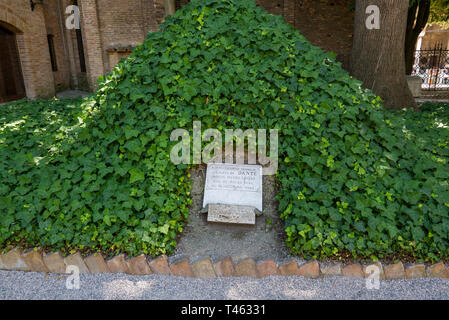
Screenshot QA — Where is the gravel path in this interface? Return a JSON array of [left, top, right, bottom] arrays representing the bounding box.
[[1, 270, 448, 300]]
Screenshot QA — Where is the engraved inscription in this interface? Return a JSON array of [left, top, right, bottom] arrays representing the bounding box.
[[202, 163, 263, 212], [205, 165, 260, 192]]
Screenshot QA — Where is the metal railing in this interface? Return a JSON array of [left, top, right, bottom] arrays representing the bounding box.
[[412, 45, 449, 91]]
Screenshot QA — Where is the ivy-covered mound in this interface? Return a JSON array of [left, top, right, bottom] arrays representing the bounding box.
[[1, 0, 449, 260]]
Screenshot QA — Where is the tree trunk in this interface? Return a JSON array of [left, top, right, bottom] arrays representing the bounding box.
[[405, 0, 431, 75], [350, 0, 416, 110]]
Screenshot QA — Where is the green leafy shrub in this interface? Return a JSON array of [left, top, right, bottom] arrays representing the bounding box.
[[1, 0, 448, 260], [0, 98, 84, 162]]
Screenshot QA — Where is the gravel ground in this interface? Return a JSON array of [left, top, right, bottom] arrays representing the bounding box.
[[1, 270, 448, 300]]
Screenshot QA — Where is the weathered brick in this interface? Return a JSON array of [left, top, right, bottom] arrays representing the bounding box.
[[363, 262, 385, 279], [107, 254, 129, 274], [148, 255, 171, 275], [84, 254, 110, 273], [0, 248, 30, 271], [170, 259, 194, 277], [279, 260, 300, 276], [321, 264, 342, 277], [384, 262, 405, 279], [213, 257, 234, 277], [0, 0, 57, 99], [43, 252, 67, 274], [405, 264, 426, 279], [0, 0, 360, 102], [64, 252, 89, 274], [187, 258, 217, 279], [191, 258, 217, 279], [299, 261, 320, 278], [256, 260, 278, 278], [22, 249, 49, 272], [342, 264, 364, 278], [127, 255, 152, 275], [427, 263, 449, 278], [234, 259, 257, 278]]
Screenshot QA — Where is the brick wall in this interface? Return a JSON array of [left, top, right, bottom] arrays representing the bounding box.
[[0, 0, 55, 98], [150, 0, 168, 31], [78, 0, 105, 91], [0, 0, 356, 98], [96, 0, 147, 72], [42, 0, 72, 92], [293, 0, 354, 70], [74, 0, 355, 92], [421, 25, 449, 50], [176, 0, 355, 70], [77, 0, 166, 88], [255, 0, 354, 70]]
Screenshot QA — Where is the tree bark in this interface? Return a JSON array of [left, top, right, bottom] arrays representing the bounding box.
[[405, 0, 430, 75], [350, 0, 416, 110]]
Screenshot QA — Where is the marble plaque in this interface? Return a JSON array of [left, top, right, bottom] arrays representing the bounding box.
[[202, 163, 262, 211], [207, 204, 256, 225]]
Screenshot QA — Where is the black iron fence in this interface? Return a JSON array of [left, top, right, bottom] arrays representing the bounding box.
[[412, 45, 449, 91]]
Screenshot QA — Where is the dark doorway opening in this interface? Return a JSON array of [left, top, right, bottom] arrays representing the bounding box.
[[0, 25, 26, 103], [73, 0, 86, 73], [75, 28, 86, 73]]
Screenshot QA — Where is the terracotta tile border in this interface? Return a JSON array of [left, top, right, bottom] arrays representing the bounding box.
[[1, 248, 448, 279]]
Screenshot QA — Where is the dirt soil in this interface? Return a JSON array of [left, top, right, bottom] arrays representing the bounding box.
[[171, 166, 295, 265]]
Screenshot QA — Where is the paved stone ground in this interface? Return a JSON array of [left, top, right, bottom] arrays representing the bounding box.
[[416, 98, 449, 104], [415, 94, 449, 103], [1, 270, 448, 300], [55, 90, 90, 99]]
